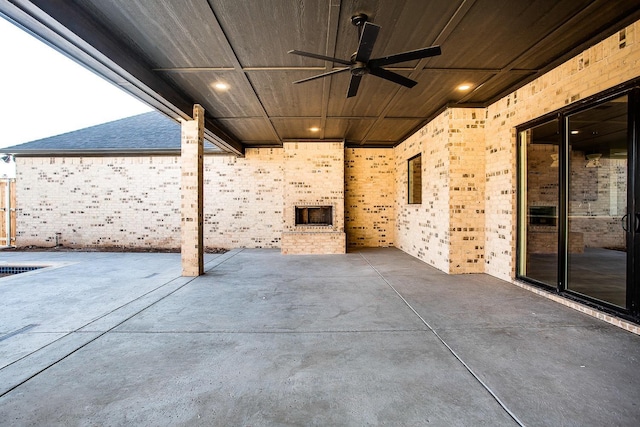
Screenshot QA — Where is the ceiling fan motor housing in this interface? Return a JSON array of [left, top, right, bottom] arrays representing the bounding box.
[[351, 61, 369, 76]]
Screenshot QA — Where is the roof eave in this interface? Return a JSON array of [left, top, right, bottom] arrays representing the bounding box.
[[8, 149, 227, 157]]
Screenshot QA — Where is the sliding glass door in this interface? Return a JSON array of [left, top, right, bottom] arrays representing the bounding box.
[[518, 87, 639, 321], [567, 96, 629, 308]]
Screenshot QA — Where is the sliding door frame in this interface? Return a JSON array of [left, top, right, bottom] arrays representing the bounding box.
[[516, 79, 640, 323]]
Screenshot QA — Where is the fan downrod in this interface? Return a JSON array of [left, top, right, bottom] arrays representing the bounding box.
[[350, 13, 368, 27]]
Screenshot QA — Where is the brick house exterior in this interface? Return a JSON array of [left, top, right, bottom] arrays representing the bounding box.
[[4, 19, 640, 283]]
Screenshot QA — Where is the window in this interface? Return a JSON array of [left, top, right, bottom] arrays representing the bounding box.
[[408, 154, 422, 204]]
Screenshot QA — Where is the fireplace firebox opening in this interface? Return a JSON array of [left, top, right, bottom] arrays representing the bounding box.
[[295, 206, 333, 226]]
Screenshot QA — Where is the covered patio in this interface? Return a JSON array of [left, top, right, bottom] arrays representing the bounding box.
[[1, 248, 639, 425]]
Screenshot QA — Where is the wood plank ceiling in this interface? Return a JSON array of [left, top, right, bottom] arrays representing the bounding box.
[[4, 0, 640, 154]]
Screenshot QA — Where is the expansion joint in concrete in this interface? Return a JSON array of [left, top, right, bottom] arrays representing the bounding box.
[[0, 252, 239, 399], [357, 251, 526, 427]]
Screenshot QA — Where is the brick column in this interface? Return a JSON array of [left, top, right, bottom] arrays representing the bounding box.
[[181, 105, 204, 276]]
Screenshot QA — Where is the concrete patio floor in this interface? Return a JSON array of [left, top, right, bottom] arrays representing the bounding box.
[[1, 247, 639, 426]]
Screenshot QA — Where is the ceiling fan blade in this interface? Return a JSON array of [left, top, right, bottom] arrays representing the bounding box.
[[288, 50, 352, 66], [346, 75, 363, 98], [354, 22, 380, 63], [369, 67, 418, 88], [293, 67, 350, 84], [369, 46, 441, 67]]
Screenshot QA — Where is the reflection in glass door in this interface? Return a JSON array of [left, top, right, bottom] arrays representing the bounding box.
[[567, 96, 629, 308], [518, 120, 560, 287]]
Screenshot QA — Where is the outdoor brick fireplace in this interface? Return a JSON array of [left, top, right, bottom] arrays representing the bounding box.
[[281, 141, 346, 254]]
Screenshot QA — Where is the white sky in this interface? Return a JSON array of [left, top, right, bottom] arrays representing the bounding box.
[[0, 17, 152, 150]]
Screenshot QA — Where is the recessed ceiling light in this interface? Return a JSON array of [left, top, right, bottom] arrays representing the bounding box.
[[457, 84, 472, 91], [212, 82, 230, 91], [309, 127, 320, 132], [571, 130, 579, 134]]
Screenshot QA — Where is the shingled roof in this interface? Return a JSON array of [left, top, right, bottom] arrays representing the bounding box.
[[4, 111, 222, 155]]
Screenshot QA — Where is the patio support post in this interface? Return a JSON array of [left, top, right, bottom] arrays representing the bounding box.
[[180, 104, 205, 276]]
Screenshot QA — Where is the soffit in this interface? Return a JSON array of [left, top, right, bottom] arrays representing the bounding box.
[[3, 0, 640, 154]]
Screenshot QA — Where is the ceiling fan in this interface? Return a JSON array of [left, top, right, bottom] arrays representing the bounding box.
[[288, 13, 441, 98]]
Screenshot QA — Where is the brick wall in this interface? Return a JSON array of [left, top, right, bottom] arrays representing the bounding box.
[[281, 142, 345, 254], [204, 148, 283, 249], [394, 112, 451, 272], [344, 148, 395, 248], [448, 108, 486, 273], [394, 108, 485, 273], [16, 156, 181, 248], [16, 149, 284, 250], [15, 144, 389, 254], [484, 20, 640, 280]]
